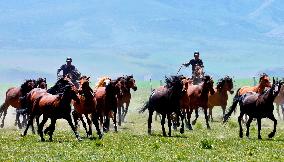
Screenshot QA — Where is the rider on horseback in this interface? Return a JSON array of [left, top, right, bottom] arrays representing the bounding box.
[[182, 51, 204, 75], [57, 57, 81, 88]]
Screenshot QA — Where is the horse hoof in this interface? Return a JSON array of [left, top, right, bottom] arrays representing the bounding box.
[[192, 120, 197, 125], [41, 138, 45, 142], [98, 134, 103, 139], [77, 137, 82, 141], [258, 136, 262, 140], [148, 130, 151, 135], [268, 133, 275, 138], [207, 126, 211, 130], [0, 124, 4, 128], [180, 128, 184, 134], [239, 133, 243, 138], [163, 133, 167, 137]]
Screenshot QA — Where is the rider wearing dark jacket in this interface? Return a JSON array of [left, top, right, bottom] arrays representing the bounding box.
[[182, 51, 204, 74], [57, 57, 81, 87]]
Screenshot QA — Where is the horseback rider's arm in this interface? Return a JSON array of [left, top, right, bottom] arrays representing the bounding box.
[[199, 60, 204, 68], [182, 60, 193, 67], [57, 65, 64, 77]]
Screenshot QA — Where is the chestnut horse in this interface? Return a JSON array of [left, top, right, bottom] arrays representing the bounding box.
[[207, 76, 234, 121], [226, 79, 282, 139], [139, 75, 189, 136], [180, 75, 215, 130], [117, 75, 137, 126], [224, 73, 271, 122], [15, 78, 47, 128], [0, 79, 36, 128], [21, 76, 73, 134], [22, 85, 81, 141], [72, 76, 102, 138], [95, 78, 122, 132]]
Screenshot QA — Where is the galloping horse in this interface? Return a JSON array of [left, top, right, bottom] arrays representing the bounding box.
[[15, 78, 47, 128], [72, 76, 102, 138], [192, 65, 204, 85], [180, 75, 215, 130], [207, 76, 234, 121], [139, 75, 190, 136], [0, 79, 36, 128], [22, 85, 81, 141], [226, 78, 282, 139], [117, 75, 137, 126], [95, 77, 122, 132], [224, 73, 271, 122]]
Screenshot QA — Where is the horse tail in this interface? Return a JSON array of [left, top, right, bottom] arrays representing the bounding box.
[[223, 88, 241, 123], [139, 101, 149, 114]]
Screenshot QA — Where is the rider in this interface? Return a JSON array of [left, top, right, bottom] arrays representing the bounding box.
[[57, 57, 81, 88], [182, 51, 204, 76]]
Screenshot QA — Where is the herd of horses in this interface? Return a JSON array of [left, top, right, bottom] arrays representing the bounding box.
[[0, 75, 137, 141], [0, 67, 284, 141]]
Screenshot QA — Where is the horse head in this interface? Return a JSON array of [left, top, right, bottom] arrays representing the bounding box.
[[62, 85, 80, 104], [259, 73, 271, 88], [36, 77, 47, 89], [21, 79, 37, 94], [203, 75, 215, 95], [217, 76, 234, 94], [180, 76, 192, 92], [125, 75, 137, 91]]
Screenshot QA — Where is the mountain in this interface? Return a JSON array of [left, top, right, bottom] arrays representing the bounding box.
[[0, 0, 283, 81]]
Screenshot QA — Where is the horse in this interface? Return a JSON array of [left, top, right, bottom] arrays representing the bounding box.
[[95, 78, 123, 132], [95, 76, 111, 89], [15, 78, 47, 128], [22, 85, 81, 141], [21, 76, 74, 134], [225, 78, 282, 139], [117, 75, 137, 126], [224, 73, 271, 122], [180, 75, 215, 130], [274, 85, 284, 120], [192, 65, 204, 85], [139, 75, 190, 136], [0, 79, 36, 129], [72, 76, 103, 138], [207, 76, 234, 121]]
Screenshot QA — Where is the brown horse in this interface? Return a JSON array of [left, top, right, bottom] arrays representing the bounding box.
[[22, 85, 81, 141], [95, 78, 123, 132], [180, 75, 215, 130], [72, 76, 102, 138], [207, 76, 234, 121], [0, 79, 36, 128], [139, 75, 190, 136], [15, 78, 47, 128], [117, 75, 137, 126], [224, 73, 271, 122]]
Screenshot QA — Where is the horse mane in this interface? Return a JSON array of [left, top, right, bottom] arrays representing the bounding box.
[[165, 75, 183, 89], [20, 79, 36, 94], [95, 76, 111, 88], [217, 76, 232, 91]]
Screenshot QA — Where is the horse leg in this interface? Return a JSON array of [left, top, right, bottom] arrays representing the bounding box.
[[15, 110, 20, 127], [66, 115, 82, 141], [281, 104, 284, 120], [148, 110, 153, 135], [167, 113, 172, 137], [209, 107, 213, 122], [38, 116, 48, 142], [118, 105, 122, 126], [238, 112, 244, 138], [92, 113, 103, 139], [113, 111, 118, 132], [22, 113, 35, 136], [268, 114, 277, 138], [86, 115, 93, 137], [72, 111, 79, 130], [47, 118, 56, 141], [0, 103, 9, 128], [204, 108, 211, 129], [161, 114, 166, 136], [276, 104, 281, 119], [177, 110, 185, 134], [192, 108, 199, 125], [257, 118, 262, 139], [80, 115, 89, 137], [245, 117, 253, 138], [123, 102, 130, 122], [103, 116, 110, 133], [187, 108, 193, 130]]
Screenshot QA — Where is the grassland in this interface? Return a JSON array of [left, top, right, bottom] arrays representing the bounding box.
[[0, 79, 284, 161]]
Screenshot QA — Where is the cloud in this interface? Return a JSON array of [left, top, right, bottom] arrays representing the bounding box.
[[248, 0, 274, 18]]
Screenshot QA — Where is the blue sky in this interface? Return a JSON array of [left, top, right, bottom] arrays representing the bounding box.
[[0, 0, 284, 81]]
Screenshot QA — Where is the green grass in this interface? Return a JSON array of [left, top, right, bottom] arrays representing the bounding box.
[[1, 79, 284, 161]]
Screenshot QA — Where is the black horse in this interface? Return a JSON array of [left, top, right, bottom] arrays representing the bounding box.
[[225, 78, 282, 139], [139, 75, 187, 137]]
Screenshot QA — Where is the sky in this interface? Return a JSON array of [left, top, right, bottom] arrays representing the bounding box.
[[0, 0, 284, 82]]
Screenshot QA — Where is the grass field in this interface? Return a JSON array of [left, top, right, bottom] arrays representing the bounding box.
[[1, 79, 284, 161]]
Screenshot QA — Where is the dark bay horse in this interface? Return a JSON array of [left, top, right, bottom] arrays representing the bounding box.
[[180, 75, 215, 130], [0, 79, 36, 128], [95, 78, 123, 132], [207, 76, 234, 121], [117, 75, 137, 126], [72, 76, 102, 138], [22, 85, 81, 141], [226, 79, 282, 139], [224, 73, 271, 122], [139, 75, 190, 136], [15, 78, 47, 128]]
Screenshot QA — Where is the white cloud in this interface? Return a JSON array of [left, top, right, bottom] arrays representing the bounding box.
[[249, 0, 274, 18]]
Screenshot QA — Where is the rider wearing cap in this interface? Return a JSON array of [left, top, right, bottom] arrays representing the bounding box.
[[182, 51, 204, 75], [57, 57, 81, 87]]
